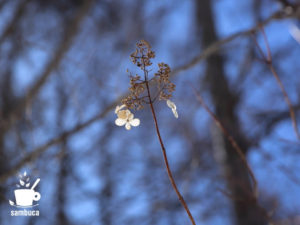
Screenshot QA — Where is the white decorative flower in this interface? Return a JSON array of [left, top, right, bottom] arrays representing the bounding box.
[[166, 100, 178, 118], [115, 106, 140, 130]]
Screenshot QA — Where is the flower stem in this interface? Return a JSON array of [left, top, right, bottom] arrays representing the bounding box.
[[143, 64, 196, 225]]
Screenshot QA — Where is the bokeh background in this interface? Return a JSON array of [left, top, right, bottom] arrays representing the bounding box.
[[0, 0, 300, 224]]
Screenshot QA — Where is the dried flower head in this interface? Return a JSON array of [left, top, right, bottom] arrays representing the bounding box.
[[130, 40, 155, 69], [121, 74, 145, 110], [122, 40, 175, 109], [114, 40, 178, 130], [155, 63, 175, 100]]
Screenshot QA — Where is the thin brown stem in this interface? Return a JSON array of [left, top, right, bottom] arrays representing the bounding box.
[[253, 29, 300, 140], [260, 27, 272, 61], [268, 65, 300, 139], [142, 60, 196, 225], [191, 86, 258, 198]]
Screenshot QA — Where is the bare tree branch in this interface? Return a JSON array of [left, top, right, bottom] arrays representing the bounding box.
[[172, 6, 300, 76], [0, 0, 31, 45], [0, 95, 117, 183], [3, 0, 94, 132], [252, 27, 300, 139]]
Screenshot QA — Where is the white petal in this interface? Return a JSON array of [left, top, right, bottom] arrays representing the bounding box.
[[115, 106, 120, 114], [115, 104, 126, 114], [125, 123, 131, 130], [167, 100, 176, 110], [127, 111, 134, 120], [130, 118, 140, 127], [115, 118, 126, 126], [172, 109, 178, 118]]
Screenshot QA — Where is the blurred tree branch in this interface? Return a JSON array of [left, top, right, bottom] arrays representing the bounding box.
[[0, 0, 31, 45], [172, 4, 300, 76], [1, 0, 94, 133], [0, 96, 116, 183], [253, 104, 300, 139], [252, 28, 300, 139]]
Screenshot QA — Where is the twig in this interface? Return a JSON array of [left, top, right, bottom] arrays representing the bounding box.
[[194, 89, 277, 224], [252, 28, 300, 140], [143, 61, 196, 225], [191, 86, 258, 198]]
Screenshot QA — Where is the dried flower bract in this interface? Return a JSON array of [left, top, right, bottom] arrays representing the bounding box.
[[155, 63, 175, 101], [115, 40, 178, 131], [121, 40, 176, 111]]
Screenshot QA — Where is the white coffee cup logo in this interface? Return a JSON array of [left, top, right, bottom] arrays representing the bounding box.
[[14, 189, 41, 206], [9, 172, 41, 208]]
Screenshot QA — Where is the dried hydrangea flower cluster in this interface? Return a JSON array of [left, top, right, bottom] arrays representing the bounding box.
[[155, 63, 175, 101], [115, 40, 178, 130], [130, 40, 155, 68], [121, 74, 145, 110]]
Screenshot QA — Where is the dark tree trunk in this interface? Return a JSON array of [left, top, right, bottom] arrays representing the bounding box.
[[195, 0, 268, 224]]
